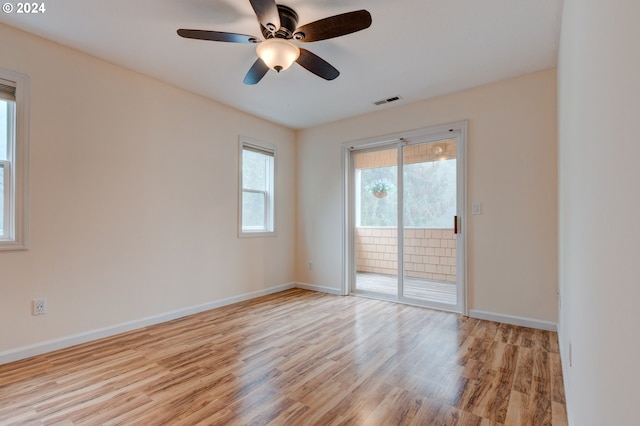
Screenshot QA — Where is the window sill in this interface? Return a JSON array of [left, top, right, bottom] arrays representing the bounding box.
[[239, 231, 277, 238], [0, 239, 28, 251]]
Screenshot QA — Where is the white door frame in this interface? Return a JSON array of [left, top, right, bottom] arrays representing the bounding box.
[[341, 121, 468, 315]]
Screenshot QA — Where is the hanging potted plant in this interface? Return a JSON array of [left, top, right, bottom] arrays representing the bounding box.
[[366, 179, 395, 199]]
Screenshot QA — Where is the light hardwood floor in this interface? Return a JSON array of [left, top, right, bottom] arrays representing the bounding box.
[[0, 289, 567, 425]]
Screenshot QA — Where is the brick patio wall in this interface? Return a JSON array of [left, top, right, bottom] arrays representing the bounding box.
[[356, 227, 457, 282]]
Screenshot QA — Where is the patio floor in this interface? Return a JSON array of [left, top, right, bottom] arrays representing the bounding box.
[[355, 272, 457, 305]]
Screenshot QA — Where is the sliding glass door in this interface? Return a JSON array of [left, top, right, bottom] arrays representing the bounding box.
[[348, 125, 466, 313]]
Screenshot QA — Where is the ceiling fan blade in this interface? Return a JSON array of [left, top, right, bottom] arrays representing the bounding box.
[[294, 10, 372, 42], [243, 58, 270, 85], [248, 0, 281, 31], [296, 48, 339, 81], [177, 29, 259, 44]]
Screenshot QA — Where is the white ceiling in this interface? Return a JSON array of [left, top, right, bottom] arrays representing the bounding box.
[[0, 0, 563, 129]]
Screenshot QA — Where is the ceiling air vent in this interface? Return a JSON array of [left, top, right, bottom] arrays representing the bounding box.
[[373, 95, 403, 106]]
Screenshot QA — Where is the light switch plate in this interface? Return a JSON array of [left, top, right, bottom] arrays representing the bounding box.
[[472, 202, 481, 215]]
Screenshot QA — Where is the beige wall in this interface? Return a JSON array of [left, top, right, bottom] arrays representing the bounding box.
[[558, 1, 640, 424], [0, 24, 296, 354], [296, 69, 558, 323]]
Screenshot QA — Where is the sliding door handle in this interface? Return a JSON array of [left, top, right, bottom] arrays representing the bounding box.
[[454, 215, 459, 234]]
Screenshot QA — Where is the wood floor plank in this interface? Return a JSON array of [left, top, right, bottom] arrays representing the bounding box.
[[358, 386, 408, 425], [504, 390, 530, 425], [0, 289, 567, 425], [552, 400, 569, 426], [529, 375, 553, 426], [550, 352, 566, 405], [513, 346, 534, 394]]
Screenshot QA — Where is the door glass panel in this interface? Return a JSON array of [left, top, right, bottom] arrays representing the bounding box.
[[402, 139, 458, 304], [354, 148, 398, 296]]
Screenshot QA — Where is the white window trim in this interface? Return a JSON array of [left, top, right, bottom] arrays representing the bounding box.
[[0, 69, 29, 250], [238, 136, 276, 238]]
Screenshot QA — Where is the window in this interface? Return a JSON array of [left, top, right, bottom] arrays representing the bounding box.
[[402, 159, 457, 228], [0, 70, 29, 250], [239, 137, 275, 236], [356, 166, 398, 227], [356, 159, 456, 228]]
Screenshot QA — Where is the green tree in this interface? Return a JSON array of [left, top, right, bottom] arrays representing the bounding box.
[[403, 160, 456, 227], [358, 160, 456, 228]]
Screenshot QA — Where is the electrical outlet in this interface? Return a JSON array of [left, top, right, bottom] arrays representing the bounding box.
[[308, 261, 313, 270], [33, 298, 47, 316]]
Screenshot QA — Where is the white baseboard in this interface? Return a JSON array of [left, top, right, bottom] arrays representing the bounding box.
[[295, 282, 343, 295], [0, 283, 296, 365], [469, 309, 558, 332]]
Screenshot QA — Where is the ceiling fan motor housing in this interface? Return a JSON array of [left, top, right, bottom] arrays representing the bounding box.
[[262, 5, 299, 39]]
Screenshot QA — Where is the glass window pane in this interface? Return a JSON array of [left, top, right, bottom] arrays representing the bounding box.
[[242, 149, 267, 191], [403, 159, 457, 228], [0, 165, 4, 236], [242, 191, 265, 230], [358, 165, 398, 227], [0, 101, 7, 161]]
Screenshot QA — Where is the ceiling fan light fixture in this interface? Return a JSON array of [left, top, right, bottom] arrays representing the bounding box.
[[256, 38, 300, 72]]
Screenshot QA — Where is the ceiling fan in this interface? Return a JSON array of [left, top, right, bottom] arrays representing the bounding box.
[[177, 0, 372, 85]]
